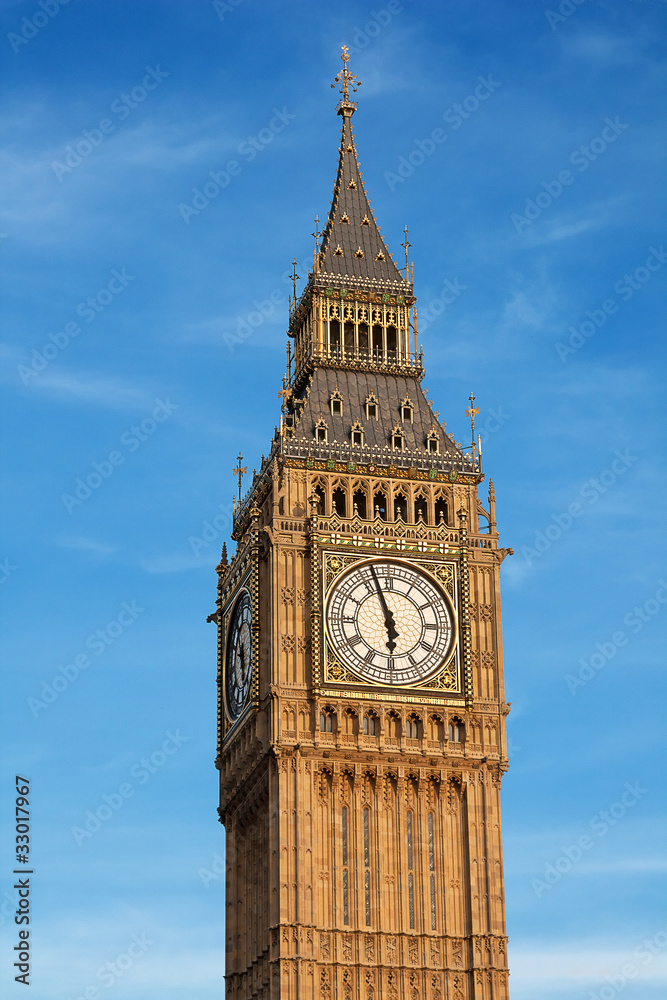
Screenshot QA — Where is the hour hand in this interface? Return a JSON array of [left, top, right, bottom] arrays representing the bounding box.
[[370, 566, 399, 653]]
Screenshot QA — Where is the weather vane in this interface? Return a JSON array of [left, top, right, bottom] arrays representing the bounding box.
[[331, 45, 361, 105], [233, 452, 247, 502], [312, 215, 321, 253]]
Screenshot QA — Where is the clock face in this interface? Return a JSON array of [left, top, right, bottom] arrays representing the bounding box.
[[326, 559, 455, 686], [225, 590, 253, 721]]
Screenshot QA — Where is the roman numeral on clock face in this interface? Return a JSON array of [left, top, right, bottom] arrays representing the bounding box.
[[349, 634, 362, 646]]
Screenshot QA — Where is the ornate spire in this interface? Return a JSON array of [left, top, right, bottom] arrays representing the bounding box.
[[318, 47, 404, 285]]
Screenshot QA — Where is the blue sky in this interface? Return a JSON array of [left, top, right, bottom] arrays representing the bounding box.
[[1, 0, 666, 997]]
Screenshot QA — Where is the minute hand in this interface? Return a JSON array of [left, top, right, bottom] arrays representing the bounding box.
[[369, 566, 399, 653]]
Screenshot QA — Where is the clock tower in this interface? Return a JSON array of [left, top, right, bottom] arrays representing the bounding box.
[[213, 48, 512, 1000]]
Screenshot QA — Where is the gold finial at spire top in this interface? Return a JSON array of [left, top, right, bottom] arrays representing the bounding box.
[[400, 225, 412, 280], [331, 45, 361, 113], [465, 391, 480, 464], [233, 452, 247, 503]]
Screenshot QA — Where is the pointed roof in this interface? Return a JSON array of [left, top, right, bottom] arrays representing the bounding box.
[[317, 50, 404, 284]]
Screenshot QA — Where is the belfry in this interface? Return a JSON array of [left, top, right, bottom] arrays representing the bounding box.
[[212, 47, 512, 1000]]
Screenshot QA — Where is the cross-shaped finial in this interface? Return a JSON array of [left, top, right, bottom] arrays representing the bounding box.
[[465, 391, 480, 457], [277, 384, 290, 410], [465, 391, 480, 425], [233, 452, 247, 502], [331, 45, 361, 105], [400, 224, 412, 279], [290, 258, 299, 299]]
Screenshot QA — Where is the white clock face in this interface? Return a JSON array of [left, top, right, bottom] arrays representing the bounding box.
[[326, 559, 455, 686]]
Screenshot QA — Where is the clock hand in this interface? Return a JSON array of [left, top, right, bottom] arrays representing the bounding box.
[[369, 565, 400, 654]]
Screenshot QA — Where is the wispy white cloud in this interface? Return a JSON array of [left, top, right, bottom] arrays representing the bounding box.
[[16, 369, 157, 409], [53, 535, 116, 557]]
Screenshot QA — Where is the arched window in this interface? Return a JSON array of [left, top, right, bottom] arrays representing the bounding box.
[[448, 717, 463, 743], [372, 324, 383, 356], [373, 490, 387, 520], [320, 707, 335, 733], [414, 496, 428, 522], [353, 489, 367, 519], [329, 318, 341, 352], [344, 321, 355, 353], [332, 487, 346, 517], [312, 485, 325, 515], [435, 497, 449, 525], [363, 713, 378, 736], [406, 715, 421, 739], [386, 325, 397, 355], [394, 493, 408, 521], [358, 322, 369, 354]]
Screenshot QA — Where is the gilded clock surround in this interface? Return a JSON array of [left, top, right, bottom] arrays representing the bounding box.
[[322, 552, 460, 691], [212, 48, 512, 1000]]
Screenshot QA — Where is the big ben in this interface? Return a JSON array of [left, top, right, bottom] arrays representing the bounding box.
[[212, 48, 512, 1000]]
